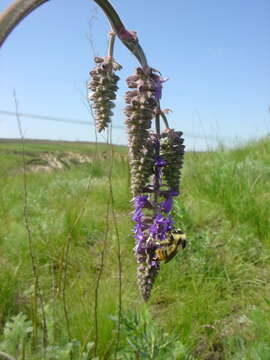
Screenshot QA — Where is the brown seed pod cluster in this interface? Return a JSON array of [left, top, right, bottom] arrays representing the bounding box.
[[129, 134, 157, 196], [125, 68, 158, 195], [88, 56, 122, 133], [161, 129, 185, 193]]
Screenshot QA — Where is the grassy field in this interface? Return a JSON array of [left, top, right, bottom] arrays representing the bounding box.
[[0, 137, 269, 359]]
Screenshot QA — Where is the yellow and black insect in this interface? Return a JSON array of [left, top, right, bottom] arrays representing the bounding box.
[[154, 229, 187, 263]]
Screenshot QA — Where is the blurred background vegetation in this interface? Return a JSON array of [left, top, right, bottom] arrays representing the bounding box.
[[0, 136, 269, 359]]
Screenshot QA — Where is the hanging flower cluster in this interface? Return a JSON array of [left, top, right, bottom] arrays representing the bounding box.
[[124, 67, 185, 300], [88, 56, 122, 133], [161, 129, 185, 193], [125, 68, 158, 195], [87, 21, 186, 300], [132, 130, 185, 301]]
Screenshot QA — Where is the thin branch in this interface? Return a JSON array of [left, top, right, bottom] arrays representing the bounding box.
[[153, 109, 161, 212], [61, 235, 72, 344], [160, 111, 170, 130], [97, 30, 122, 349], [155, 109, 161, 135], [13, 90, 48, 356], [84, 82, 99, 155], [61, 167, 95, 345], [92, 199, 110, 357], [108, 125, 122, 359], [86, 7, 99, 57], [92, 129, 111, 358]]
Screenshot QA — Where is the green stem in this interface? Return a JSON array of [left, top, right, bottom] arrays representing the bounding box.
[[93, 0, 149, 68], [160, 111, 170, 130], [153, 111, 161, 214], [107, 31, 116, 58]]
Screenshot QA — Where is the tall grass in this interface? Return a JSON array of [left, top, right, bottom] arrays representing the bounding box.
[[0, 137, 269, 359]]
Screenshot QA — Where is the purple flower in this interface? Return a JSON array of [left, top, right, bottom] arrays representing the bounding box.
[[160, 189, 179, 213], [132, 208, 143, 223], [155, 156, 166, 167], [134, 195, 149, 209], [152, 74, 168, 101], [149, 214, 173, 240], [134, 222, 144, 235], [151, 259, 160, 268], [160, 195, 173, 213], [132, 195, 149, 223]]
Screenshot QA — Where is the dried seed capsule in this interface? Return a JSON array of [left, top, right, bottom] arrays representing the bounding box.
[[94, 56, 104, 63], [88, 56, 121, 132], [125, 68, 160, 196], [161, 129, 185, 193]]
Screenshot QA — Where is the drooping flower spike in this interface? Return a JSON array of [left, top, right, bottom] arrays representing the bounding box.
[[128, 120, 185, 300], [86, 1, 186, 301], [88, 56, 122, 133]]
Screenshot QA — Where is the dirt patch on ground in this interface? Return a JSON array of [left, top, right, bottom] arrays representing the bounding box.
[[27, 152, 93, 172]]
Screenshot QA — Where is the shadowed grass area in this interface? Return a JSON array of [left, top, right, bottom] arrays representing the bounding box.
[[0, 137, 269, 359]]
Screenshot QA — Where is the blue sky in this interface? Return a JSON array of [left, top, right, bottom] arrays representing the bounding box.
[[0, 0, 269, 150]]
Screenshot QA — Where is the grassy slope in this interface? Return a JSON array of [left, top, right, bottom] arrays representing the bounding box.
[[0, 138, 269, 359]]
